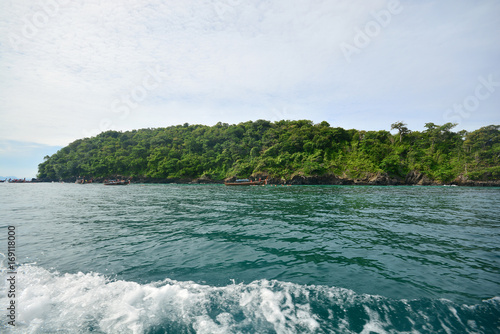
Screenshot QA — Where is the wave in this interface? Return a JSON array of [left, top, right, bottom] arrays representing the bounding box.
[[1, 264, 499, 334]]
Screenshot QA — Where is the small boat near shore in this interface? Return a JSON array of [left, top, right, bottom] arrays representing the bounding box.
[[103, 179, 130, 186], [224, 178, 266, 186], [75, 179, 93, 184], [7, 178, 27, 183]]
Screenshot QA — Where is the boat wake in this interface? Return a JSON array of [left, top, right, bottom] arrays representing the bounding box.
[[1, 263, 499, 333]]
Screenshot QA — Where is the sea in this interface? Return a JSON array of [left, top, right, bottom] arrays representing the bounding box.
[[0, 183, 499, 333]]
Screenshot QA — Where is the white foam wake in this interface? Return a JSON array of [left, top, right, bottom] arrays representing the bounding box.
[[0, 264, 323, 334], [1, 263, 499, 333]]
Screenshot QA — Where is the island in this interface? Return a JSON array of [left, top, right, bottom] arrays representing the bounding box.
[[37, 120, 500, 186]]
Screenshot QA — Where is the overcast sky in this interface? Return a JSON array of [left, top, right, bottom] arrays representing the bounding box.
[[1, 0, 499, 178]]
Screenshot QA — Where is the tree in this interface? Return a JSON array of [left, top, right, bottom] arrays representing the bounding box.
[[391, 121, 411, 143]]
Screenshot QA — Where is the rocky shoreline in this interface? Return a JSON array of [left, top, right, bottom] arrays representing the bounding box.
[[248, 171, 500, 187], [38, 170, 500, 187], [279, 171, 500, 187]]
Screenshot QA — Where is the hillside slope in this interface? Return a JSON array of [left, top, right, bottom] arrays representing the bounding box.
[[37, 120, 500, 185]]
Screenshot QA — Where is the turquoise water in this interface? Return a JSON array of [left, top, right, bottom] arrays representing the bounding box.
[[1, 183, 499, 333]]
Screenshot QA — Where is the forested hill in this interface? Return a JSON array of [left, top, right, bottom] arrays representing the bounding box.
[[37, 120, 500, 185]]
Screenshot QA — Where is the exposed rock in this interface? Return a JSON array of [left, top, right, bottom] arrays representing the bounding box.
[[367, 172, 402, 185], [452, 174, 469, 186], [224, 176, 237, 183], [452, 174, 500, 187], [405, 170, 437, 185], [130, 176, 192, 184], [289, 174, 352, 185], [191, 175, 222, 184]]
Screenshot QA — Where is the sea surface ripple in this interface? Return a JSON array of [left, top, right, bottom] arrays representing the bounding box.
[[1, 183, 499, 333]]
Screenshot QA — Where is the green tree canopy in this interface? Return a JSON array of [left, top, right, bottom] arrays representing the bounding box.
[[37, 121, 500, 183]]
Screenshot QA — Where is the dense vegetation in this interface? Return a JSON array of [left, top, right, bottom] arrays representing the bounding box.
[[37, 120, 500, 183]]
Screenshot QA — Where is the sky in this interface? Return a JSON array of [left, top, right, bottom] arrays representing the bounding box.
[[1, 0, 499, 178]]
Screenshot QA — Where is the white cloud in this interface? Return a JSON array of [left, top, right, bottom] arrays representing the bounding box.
[[0, 0, 499, 154]]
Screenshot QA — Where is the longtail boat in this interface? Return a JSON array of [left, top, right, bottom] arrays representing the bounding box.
[[103, 179, 130, 186], [224, 178, 265, 186]]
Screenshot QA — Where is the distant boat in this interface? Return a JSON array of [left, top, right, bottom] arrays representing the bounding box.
[[8, 178, 26, 183], [103, 179, 130, 186], [75, 179, 93, 184], [224, 178, 265, 186]]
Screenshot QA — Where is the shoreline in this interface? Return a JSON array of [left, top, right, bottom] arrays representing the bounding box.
[[32, 172, 500, 187]]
